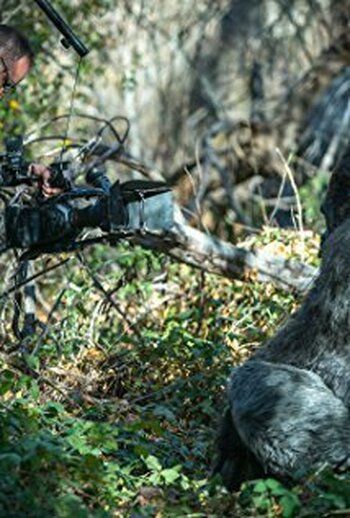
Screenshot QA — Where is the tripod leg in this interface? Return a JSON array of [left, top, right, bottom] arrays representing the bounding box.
[[12, 261, 37, 341]]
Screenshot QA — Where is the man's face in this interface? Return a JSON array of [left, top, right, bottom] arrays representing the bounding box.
[[0, 55, 31, 98]]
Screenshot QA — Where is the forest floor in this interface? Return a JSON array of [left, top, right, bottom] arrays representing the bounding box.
[[1, 226, 350, 517]]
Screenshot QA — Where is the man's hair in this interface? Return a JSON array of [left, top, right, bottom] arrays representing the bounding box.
[[0, 25, 34, 66]]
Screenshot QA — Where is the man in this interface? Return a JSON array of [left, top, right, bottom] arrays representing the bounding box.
[[0, 24, 64, 255], [0, 24, 59, 196], [0, 25, 173, 253], [0, 25, 32, 97], [0, 25, 107, 253]]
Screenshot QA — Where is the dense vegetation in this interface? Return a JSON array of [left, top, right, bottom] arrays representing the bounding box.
[[2, 230, 350, 517], [1, 0, 350, 516]]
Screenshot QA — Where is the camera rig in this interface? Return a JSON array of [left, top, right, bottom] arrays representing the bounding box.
[[0, 116, 174, 260], [0, 115, 175, 341], [1, 4, 175, 339]]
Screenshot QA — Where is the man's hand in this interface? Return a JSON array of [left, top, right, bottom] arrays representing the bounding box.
[[29, 163, 63, 197]]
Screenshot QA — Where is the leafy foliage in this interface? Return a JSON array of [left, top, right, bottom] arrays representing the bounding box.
[[1, 1, 349, 516], [0, 229, 348, 516]]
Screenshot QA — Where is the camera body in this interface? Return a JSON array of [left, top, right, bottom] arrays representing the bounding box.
[[0, 136, 72, 190], [0, 136, 29, 186], [0, 135, 174, 255]]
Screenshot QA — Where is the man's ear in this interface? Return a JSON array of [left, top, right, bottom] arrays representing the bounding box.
[[10, 55, 31, 84], [0, 56, 6, 74], [0, 57, 7, 93]]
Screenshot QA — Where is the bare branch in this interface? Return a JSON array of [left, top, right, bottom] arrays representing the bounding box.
[[128, 223, 317, 293]]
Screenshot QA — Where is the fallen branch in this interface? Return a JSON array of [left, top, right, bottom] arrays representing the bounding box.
[[0, 224, 317, 298], [129, 223, 317, 294]]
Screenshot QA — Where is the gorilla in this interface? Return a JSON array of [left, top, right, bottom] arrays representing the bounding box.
[[216, 155, 350, 489]]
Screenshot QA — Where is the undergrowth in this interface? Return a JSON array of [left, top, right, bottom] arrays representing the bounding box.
[[1, 228, 350, 517]]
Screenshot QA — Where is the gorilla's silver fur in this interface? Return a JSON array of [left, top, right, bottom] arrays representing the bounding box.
[[216, 220, 350, 489]]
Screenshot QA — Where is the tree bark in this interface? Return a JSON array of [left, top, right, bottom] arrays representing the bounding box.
[[131, 223, 317, 294]]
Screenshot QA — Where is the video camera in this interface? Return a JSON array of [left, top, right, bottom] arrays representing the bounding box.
[[0, 118, 174, 259], [0, 136, 72, 191], [0, 136, 30, 187]]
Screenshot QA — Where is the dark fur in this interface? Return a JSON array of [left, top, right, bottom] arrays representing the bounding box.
[[216, 219, 350, 489], [321, 148, 350, 247]]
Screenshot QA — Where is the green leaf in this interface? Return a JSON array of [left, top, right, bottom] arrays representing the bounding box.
[[253, 480, 268, 493], [0, 370, 16, 395], [43, 402, 66, 417], [265, 478, 284, 491], [30, 381, 40, 400], [144, 455, 162, 472], [25, 355, 40, 371], [280, 494, 301, 518], [161, 468, 180, 484], [134, 445, 149, 458], [148, 472, 161, 485], [252, 494, 270, 511]]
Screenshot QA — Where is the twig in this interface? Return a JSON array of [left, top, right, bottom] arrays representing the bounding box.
[[0, 351, 82, 409], [0, 258, 71, 301], [31, 278, 72, 356], [269, 167, 289, 224], [275, 149, 305, 260], [77, 252, 144, 342]]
